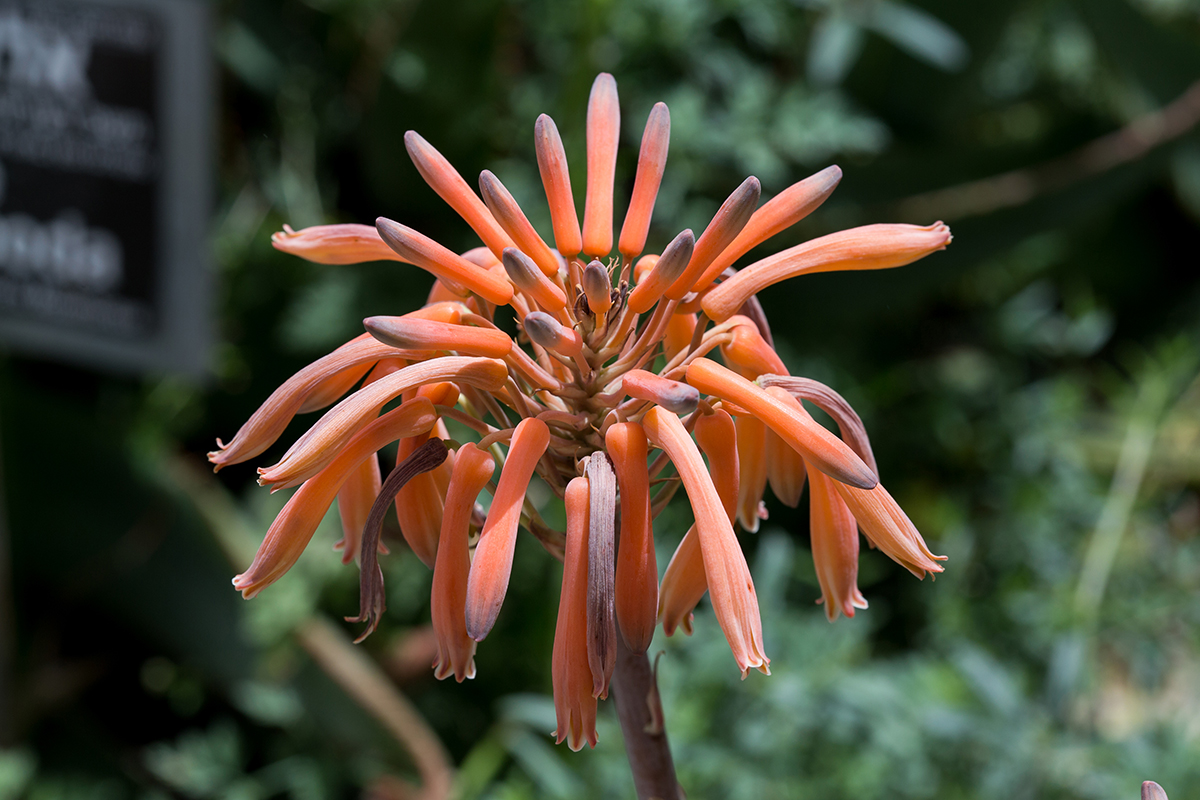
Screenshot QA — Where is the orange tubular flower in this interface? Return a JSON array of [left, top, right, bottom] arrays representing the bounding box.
[[534, 115, 583, 259], [259, 357, 508, 488], [763, 388, 808, 508], [689, 165, 842, 294], [663, 312, 696, 363], [625, 228, 695, 314], [232, 398, 438, 598], [332, 360, 406, 564], [734, 414, 770, 533], [643, 406, 768, 678], [334, 454, 382, 565], [703, 222, 953, 323], [216, 72, 950, 756], [618, 102, 670, 262], [835, 482, 947, 579], [403, 131, 515, 258], [605, 423, 656, 653], [393, 430, 447, 568], [465, 417, 551, 641], [376, 218, 514, 306], [582, 74, 620, 258], [581, 260, 613, 317], [480, 171, 562, 278], [686, 357, 878, 491], [553, 477, 599, 751], [363, 316, 513, 357], [620, 369, 699, 416], [431, 443, 495, 682], [658, 409, 741, 637], [808, 467, 868, 621], [271, 223, 410, 265], [665, 176, 760, 301]]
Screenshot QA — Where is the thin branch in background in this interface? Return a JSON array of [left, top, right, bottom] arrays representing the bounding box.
[[899, 79, 1200, 222], [1073, 389, 1160, 621], [167, 455, 453, 799], [1074, 365, 1186, 623], [297, 617, 453, 800]]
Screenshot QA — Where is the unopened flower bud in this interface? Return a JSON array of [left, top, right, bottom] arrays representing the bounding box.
[[627, 228, 695, 314], [524, 311, 583, 356], [582, 260, 613, 316]]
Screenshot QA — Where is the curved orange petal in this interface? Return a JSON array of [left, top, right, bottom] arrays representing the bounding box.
[[553, 476, 599, 750], [703, 222, 952, 322], [606, 423, 656, 653], [209, 335, 399, 470], [694, 409, 739, 521], [657, 409, 741, 638], [431, 443, 495, 682], [332, 360, 406, 564], [835, 482, 946, 579], [618, 102, 670, 262], [685, 358, 877, 490], [665, 176, 760, 301], [643, 406, 768, 678], [658, 524, 700, 636], [479, 170, 562, 278], [808, 467, 868, 621], [582, 73, 620, 258], [259, 357, 508, 489], [297, 360, 376, 415], [465, 417, 551, 641], [404, 130, 516, 258], [232, 398, 439, 599], [733, 413, 768, 533], [271, 224, 408, 265], [689, 165, 842, 293]]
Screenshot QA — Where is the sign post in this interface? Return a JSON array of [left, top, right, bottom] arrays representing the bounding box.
[[0, 0, 211, 376]]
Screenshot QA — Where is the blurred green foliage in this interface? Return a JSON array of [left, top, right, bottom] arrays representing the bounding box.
[[3, 0, 1200, 797]]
